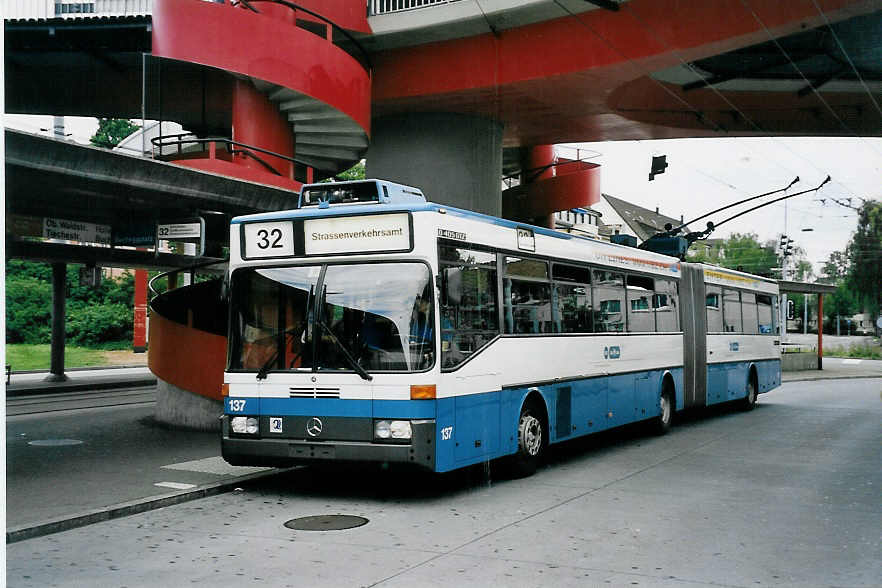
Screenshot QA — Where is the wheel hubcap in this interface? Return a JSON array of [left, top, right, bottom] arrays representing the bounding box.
[[521, 415, 542, 456], [660, 394, 671, 424]]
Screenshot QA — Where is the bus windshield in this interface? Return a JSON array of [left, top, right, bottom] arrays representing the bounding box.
[[228, 262, 435, 374]]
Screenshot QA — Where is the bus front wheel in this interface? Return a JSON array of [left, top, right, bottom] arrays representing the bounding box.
[[510, 403, 545, 477]]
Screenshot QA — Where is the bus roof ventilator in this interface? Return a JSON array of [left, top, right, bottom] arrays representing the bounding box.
[[298, 179, 426, 209]]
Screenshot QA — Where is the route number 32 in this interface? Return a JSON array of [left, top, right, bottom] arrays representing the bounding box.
[[244, 222, 294, 258], [256, 228, 283, 250]]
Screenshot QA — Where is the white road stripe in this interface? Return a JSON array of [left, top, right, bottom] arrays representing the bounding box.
[[154, 482, 197, 490], [161, 456, 270, 476], [842, 359, 863, 365]]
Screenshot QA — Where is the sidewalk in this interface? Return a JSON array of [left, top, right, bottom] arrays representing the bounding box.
[[6, 366, 157, 397], [783, 356, 882, 382]]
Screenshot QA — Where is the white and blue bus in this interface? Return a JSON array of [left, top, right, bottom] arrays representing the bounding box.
[[221, 180, 781, 475]]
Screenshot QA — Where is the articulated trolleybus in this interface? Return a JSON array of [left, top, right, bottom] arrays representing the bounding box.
[[222, 180, 781, 475]]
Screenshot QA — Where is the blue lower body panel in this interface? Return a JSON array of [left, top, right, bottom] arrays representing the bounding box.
[[434, 367, 684, 473], [706, 359, 781, 406]]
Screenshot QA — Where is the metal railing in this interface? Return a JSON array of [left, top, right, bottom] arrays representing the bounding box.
[[148, 258, 228, 299], [233, 0, 372, 71], [151, 133, 309, 178], [502, 157, 599, 188], [369, 0, 462, 16]]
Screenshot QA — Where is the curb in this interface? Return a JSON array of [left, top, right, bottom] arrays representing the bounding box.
[[6, 378, 157, 398], [11, 365, 149, 375], [783, 374, 882, 383], [6, 468, 288, 544]]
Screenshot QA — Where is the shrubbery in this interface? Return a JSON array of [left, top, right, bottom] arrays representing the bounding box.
[[6, 259, 136, 346]]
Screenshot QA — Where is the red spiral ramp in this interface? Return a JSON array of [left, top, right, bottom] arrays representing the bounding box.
[[147, 0, 370, 428], [150, 0, 371, 182], [503, 146, 601, 228]]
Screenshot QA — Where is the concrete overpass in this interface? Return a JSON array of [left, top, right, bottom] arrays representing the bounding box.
[[5, 0, 880, 426]]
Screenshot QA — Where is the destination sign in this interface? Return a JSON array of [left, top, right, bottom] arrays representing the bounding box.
[[304, 213, 411, 255]]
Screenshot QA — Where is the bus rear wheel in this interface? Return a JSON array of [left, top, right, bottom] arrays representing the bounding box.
[[509, 403, 545, 478], [741, 377, 758, 411], [652, 389, 673, 435]]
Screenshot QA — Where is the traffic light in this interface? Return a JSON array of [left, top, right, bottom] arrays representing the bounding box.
[[779, 235, 794, 257], [648, 155, 668, 181]]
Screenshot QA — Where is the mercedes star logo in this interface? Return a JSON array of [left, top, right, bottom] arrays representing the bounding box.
[[306, 417, 323, 437]]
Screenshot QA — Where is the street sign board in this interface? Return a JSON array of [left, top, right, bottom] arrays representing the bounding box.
[[156, 217, 205, 256], [43, 217, 111, 245]]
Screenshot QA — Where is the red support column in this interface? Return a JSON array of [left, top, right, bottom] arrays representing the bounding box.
[[133, 269, 148, 353]]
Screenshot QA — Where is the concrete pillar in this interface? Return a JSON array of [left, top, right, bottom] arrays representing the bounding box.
[[45, 262, 69, 382], [817, 293, 824, 370], [366, 113, 503, 216]]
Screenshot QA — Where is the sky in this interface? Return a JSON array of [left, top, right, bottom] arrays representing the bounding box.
[[560, 137, 882, 276], [6, 114, 879, 276]]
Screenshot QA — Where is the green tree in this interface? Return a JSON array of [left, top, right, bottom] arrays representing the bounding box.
[[690, 233, 779, 277], [847, 200, 882, 321], [820, 250, 849, 283], [334, 160, 365, 181], [6, 259, 136, 346], [90, 118, 141, 149], [824, 279, 860, 331]]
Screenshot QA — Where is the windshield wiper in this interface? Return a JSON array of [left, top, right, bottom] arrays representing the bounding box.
[[255, 348, 278, 381], [255, 326, 304, 380], [318, 318, 373, 381]]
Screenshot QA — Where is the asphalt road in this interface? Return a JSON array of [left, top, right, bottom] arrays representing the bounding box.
[[6, 391, 268, 529], [6, 378, 881, 587]]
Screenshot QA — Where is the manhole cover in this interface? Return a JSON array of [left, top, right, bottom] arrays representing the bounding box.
[[284, 515, 369, 531], [28, 439, 84, 447]]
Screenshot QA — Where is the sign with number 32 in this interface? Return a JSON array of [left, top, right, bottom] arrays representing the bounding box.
[[243, 221, 295, 258]]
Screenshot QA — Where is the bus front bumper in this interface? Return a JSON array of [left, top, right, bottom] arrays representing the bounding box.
[[221, 417, 436, 471]]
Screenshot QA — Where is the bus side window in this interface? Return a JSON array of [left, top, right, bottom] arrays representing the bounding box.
[[626, 274, 655, 333], [551, 263, 592, 334], [654, 278, 679, 332], [439, 244, 499, 369], [723, 288, 742, 333], [706, 285, 723, 332], [757, 294, 774, 334], [741, 292, 758, 334], [593, 270, 625, 333]]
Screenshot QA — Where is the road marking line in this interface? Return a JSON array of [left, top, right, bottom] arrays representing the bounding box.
[[842, 359, 863, 365], [155, 482, 197, 490], [161, 456, 270, 476]]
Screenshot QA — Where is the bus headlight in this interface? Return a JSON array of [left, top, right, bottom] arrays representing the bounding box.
[[374, 420, 412, 441], [231, 416, 259, 435]]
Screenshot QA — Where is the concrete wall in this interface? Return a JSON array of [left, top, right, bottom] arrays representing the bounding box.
[[155, 379, 222, 431], [782, 352, 818, 371], [366, 113, 503, 216]]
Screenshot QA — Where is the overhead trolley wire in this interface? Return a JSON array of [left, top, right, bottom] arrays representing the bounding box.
[[553, 0, 821, 196], [809, 0, 882, 121], [617, 0, 874, 201]]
